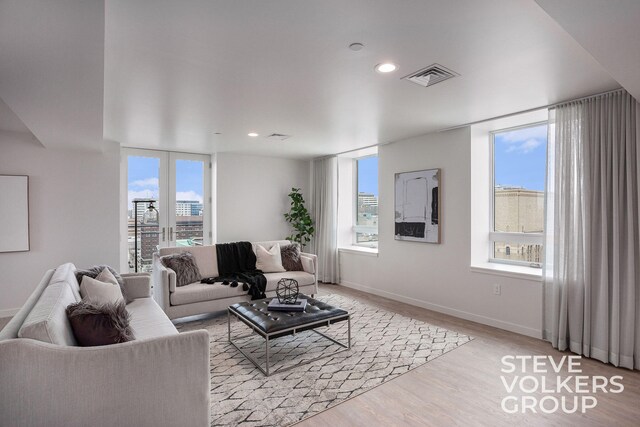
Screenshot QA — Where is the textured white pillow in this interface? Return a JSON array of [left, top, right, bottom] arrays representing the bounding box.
[[255, 243, 286, 273], [95, 267, 119, 286], [80, 275, 124, 304]]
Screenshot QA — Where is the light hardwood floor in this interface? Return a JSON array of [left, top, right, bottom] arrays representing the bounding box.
[[2, 286, 638, 426], [296, 284, 640, 427]]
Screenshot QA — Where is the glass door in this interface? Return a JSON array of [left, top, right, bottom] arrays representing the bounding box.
[[125, 149, 168, 273], [168, 152, 211, 248], [123, 149, 212, 273]]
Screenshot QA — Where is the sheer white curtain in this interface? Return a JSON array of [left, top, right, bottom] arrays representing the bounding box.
[[544, 90, 640, 369], [312, 156, 339, 283]]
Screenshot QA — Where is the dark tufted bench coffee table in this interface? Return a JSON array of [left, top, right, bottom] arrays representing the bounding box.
[[228, 295, 351, 376]]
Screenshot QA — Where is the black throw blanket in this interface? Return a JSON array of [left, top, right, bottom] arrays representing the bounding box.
[[201, 241, 267, 300]]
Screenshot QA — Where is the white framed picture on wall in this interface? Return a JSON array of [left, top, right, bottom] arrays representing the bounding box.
[[394, 168, 440, 243]]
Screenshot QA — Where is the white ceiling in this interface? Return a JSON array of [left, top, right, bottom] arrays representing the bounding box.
[[0, 97, 30, 134], [1, 1, 630, 158], [104, 0, 619, 158], [535, 0, 640, 101], [0, 1, 104, 150]]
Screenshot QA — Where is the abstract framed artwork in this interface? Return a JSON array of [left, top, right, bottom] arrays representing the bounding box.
[[394, 168, 440, 243], [0, 175, 30, 252]]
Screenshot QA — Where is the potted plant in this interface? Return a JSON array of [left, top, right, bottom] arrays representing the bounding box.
[[284, 188, 314, 249]]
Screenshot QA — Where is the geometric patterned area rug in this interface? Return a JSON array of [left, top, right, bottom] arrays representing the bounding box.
[[176, 294, 473, 426]]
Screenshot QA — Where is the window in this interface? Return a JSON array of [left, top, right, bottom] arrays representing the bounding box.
[[354, 155, 378, 247], [491, 123, 547, 267], [124, 149, 212, 273]]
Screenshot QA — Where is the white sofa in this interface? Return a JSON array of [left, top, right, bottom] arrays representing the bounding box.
[[0, 263, 211, 427], [153, 240, 318, 320]]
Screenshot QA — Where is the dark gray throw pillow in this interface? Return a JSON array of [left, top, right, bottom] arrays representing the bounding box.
[[66, 300, 135, 347], [75, 265, 129, 302], [161, 252, 202, 287], [281, 243, 304, 271]]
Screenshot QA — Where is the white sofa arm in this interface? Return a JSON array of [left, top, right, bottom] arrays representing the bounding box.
[[121, 273, 152, 300], [0, 330, 211, 427], [152, 254, 176, 312], [300, 252, 317, 275], [299, 252, 318, 295]]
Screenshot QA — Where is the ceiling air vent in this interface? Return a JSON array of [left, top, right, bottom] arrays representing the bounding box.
[[266, 133, 292, 141], [402, 63, 458, 88]]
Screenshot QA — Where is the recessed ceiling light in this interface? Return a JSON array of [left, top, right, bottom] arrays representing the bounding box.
[[349, 42, 364, 51], [375, 63, 397, 73], [248, 132, 259, 137]]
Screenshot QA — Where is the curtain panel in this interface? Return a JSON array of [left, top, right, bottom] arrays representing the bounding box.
[[312, 157, 339, 283], [544, 90, 640, 369]]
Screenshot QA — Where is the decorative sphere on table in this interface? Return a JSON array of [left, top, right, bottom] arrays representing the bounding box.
[[276, 278, 299, 304]]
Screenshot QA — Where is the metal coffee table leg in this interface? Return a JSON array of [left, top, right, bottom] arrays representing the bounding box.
[[265, 336, 270, 376]]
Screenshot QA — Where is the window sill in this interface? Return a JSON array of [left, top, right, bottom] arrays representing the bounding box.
[[470, 262, 542, 282], [339, 246, 379, 257]]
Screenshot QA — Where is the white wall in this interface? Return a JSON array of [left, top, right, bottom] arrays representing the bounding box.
[[0, 131, 120, 314], [339, 127, 543, 338], [215, 153, 311, 243]]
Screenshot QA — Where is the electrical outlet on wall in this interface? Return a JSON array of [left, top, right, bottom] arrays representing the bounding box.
[[493, 284, 501, 295]]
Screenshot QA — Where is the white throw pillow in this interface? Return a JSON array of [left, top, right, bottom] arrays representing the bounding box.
[[80, 275, 124, 304], [95, 266, 119, 286], [255, 243, 286, 273]]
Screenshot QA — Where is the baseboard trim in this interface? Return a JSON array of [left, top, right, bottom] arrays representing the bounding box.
[[339, 280, 542, 339], [0, 307, 20, 318]]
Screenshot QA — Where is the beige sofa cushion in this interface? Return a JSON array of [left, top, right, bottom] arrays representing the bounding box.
[[264, 271, 315, 290], [127, 298, 179, 340], [18, 282, 77, 346], [170, 271, 315, 306], [159, 245, 218, 279], [171, 282, 245, 305], [49, 262, 81, 301]]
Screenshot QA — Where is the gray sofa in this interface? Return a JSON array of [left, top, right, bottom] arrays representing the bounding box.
[[0, 263, 211, 427], [153, 240, 318, 320]]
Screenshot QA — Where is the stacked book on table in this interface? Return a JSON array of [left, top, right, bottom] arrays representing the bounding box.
[[267, 298, 307, 312]]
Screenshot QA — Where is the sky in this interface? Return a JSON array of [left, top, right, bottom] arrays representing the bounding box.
[[494, 124, 548, 191], [127, 156, 204, 210], [358, 156, 379, 196], [127, 128, 541, 209], [356, 125, 546, 198]]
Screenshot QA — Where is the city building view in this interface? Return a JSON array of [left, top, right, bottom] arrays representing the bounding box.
[[355, 156, 379, 245], [356, 191, 379, 244], [127, 199, 204, 272], [492, 122, 547, 265], [126, 155, 206, 272], [493, 186, 544, 264]]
